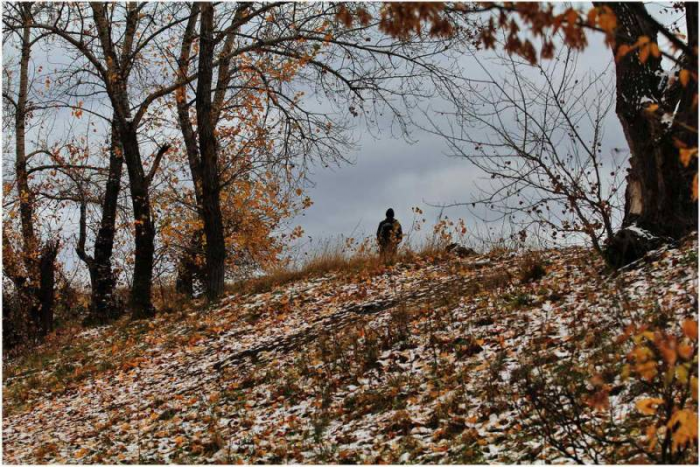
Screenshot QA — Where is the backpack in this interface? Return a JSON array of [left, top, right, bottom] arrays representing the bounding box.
[[379, 219, 401, 245]]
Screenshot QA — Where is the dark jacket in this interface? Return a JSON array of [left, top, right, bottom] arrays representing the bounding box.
[[377, 218, 403, 246]]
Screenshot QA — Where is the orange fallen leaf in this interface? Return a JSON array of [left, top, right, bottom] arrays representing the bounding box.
[[677, 343, 694, 360], [636, 397, 664, 415], [682, 320, 697, 341]]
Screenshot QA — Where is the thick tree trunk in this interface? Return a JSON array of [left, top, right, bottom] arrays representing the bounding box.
[[174, 5, 206, 300], [600, 2, 698, 266], [201, 178, 227, 300], [175, 3, 253, 302], [197, 3, 227, 301], [90, 128, 124, 320], [77, 123, 124, 324], [120, 127, 156, 319]]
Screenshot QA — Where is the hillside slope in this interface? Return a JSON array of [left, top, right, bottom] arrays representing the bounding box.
[[3, 237, 698, 464]]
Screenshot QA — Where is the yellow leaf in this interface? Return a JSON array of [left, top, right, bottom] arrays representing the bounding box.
[[633, 332, 655, 345], [636, 360, 658, 381], [598, 7, 617, 33], [645, 103, 659, 113], [75, 448, 89, 459], [621, 364, 631, 380], [636, 397, 664, 415], [679, 147, 698, 167], [586, 7, 597, 26], [616, 44, 631, 61], [646, 425, 658, 451], [676, 365, 689, 384], [667, 409, 698, 452]]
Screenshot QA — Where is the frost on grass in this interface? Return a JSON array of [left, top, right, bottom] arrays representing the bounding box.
[[2, 236, 698, 464]]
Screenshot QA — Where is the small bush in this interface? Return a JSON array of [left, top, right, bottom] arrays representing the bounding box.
[[519, 252, 546, 283]]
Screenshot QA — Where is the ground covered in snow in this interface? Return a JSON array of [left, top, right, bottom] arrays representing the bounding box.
[[3, 237, 698, 464]]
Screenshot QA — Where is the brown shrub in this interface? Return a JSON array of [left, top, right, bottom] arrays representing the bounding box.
[[519, 252, 546, 283]]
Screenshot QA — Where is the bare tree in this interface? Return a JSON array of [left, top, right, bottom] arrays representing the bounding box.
[[2, 2, 60, 339], [24, 2, 184, 318], [75, 122, 125, 323], [430, 49, 625, 255]]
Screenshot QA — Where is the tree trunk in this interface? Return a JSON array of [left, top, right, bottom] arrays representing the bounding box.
[[196, 3, 227, 301], [15, 5, 39, 286], [3, 230, 36, 346], [601, 2, 698, 266], [201, 180, 227, 300], [176, 3, 203, 207], [175, 3, 252, 302], [37, 241, 59, 337], [120, 127, 156, 319], [76, 123, 124, 324], [91, 126, 124, 320], [174, 4, 205, 300]]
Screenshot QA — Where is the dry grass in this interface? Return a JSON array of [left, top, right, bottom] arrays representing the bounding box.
[[160, 231, 532, 303], [227, 235, 456, 296], [227, 243, 381, 296]]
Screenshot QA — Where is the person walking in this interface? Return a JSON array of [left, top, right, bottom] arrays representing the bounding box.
[[377, 208, 403, 263]]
